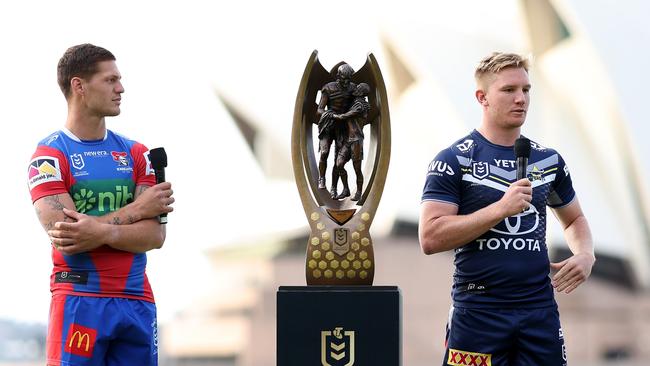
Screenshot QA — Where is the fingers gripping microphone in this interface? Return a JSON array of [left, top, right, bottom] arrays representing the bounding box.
[[149, 148, 168, 224], [514, 137, 531, 180]]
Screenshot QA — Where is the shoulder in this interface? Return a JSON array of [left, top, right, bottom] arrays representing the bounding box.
[[108, 130, 149, 150], [36, 130, 64, 149], [527, 137, 563, 160], [322, 82, 338, 92], [437, 132, 477, 161]]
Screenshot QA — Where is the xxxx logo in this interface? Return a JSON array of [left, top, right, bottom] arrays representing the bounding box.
[[73, 188, 96, 213], [448, 348, 491, 366]]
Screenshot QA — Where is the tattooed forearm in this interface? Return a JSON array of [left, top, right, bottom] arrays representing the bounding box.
[[112, 217, 122, 225], [44, 195, 65, 211], [136, 186, 149, 196], [128, 215, 136, 224]]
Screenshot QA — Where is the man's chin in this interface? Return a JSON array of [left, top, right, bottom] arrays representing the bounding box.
[[106, 109, 121, 117]]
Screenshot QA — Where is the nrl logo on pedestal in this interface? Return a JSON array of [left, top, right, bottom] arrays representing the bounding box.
[[292, 50, 391, 285], [321, 327, 355, 366]]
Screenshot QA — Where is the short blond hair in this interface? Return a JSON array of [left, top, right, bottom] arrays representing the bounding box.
[[475, 52, 529, 87]]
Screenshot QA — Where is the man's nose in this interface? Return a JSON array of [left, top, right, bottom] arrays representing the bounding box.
[[514, 91, 526, 104], [115, 81, 125, 93]]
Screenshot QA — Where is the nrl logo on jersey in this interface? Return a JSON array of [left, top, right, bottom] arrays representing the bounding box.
[[70, 154, 85, 170], [471, 162, 489, 179]]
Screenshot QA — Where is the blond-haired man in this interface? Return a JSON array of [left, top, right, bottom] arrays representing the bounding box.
[[419, 52, 594, 365]]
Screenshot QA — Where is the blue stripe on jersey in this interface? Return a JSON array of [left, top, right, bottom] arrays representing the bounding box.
[[125, 253, 147, 296]]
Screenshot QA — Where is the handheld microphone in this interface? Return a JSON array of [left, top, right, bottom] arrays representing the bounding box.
[[514, 137, 531, 180], [149, 147, 168, 224]]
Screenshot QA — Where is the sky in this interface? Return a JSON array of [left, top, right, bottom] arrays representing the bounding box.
[[0, 0, 459, 324], [1, 0, 649, 324]]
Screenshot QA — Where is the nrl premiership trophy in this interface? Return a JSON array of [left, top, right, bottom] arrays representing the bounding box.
[[278, 51, 399, 366], [291, 50, 390, 285]]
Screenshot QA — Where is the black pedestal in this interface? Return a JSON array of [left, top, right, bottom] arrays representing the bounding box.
[[277, 286, 402, 366]]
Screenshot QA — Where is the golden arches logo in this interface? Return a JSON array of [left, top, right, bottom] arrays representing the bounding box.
[[69, 330, 91, 351]]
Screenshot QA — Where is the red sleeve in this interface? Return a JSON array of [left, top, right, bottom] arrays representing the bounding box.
[[28, 146, 73, 203], [131, 143, 156, 187]]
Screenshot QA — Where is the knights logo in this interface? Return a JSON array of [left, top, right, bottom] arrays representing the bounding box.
[[333, 228, 350, 256], [111, 151, 130, 167], [70, 154, 85, 170], [471, 162, 489, 179], [322, 327, 355, 366]]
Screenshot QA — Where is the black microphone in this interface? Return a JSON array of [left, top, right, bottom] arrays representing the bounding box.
[[149, 147, 168, 224], [514, 137, 531, 180]]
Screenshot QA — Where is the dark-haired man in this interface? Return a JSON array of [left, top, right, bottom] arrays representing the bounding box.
[[28, 43, 173, 365]]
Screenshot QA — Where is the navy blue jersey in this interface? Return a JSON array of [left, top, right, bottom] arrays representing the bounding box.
[[422, 130, 575, 308]]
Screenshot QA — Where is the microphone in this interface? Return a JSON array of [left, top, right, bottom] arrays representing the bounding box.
[[149, 147, 168, 224], [514, 137, 531, 180]]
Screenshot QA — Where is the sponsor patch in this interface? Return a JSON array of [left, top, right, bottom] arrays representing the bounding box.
[[456, 139, 474, 152], [28, 156, 62, 190], [448, 348, 491, 366], [55, 271, 88, 285], [428, 160, 455, 176], [64, 323, 97, 358]]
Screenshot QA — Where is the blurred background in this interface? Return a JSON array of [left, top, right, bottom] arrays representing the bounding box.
[[1, 0, 649, 365]]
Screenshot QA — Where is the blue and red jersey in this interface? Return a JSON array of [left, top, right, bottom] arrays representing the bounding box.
[[29, 128, 157, 303], [422, 130, 575, 309]]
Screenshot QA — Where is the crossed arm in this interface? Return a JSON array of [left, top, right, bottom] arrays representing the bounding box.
[[34, 182, 174, 254]]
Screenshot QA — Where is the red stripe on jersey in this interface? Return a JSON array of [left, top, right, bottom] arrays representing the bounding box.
[[47, 294, 67, 365], [29, 145, 76, 203], [130, 143, 156, 187], [51, 248, 74, 293], [89, 247, 135, 293]]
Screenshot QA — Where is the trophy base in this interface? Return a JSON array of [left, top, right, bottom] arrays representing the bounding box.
[[277, 286, 402, 366]]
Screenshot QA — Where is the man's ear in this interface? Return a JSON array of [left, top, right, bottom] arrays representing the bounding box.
[[71, 77, 84, 96], [475, 90, 488, 106]]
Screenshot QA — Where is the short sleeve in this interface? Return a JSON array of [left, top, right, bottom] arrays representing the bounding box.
[[131, 143, 157, 187], [421, 148, 462, 205], [28, 145, 71, 203], [546, 153, 576, 208]]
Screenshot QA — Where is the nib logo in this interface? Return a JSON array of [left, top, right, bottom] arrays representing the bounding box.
[[74, 189, 96, 213]]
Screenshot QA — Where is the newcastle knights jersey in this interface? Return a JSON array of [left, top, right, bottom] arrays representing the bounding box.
[[28, 128, 157, 303], [422, 130, 575, 309]]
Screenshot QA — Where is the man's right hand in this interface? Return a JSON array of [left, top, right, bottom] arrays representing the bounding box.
[[497, 178, 532, 218], [132, 182, 174, 220]]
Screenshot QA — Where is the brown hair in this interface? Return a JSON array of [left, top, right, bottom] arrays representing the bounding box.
[[57, 44, 116, 98]]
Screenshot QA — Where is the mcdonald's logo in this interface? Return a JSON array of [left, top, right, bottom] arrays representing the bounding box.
[[64, 323, 97, 358]]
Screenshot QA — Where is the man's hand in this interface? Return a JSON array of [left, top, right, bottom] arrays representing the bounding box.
[[497, 178, 532, 218], [550, 252, 595, 293], [132, 182, 174, 221], [48, 208, 108, 255]]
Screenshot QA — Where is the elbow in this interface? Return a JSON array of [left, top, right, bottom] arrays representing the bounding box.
[[420, 237, 444, 255], [418, 229, 445, 255], [149, 224, 166, 250]]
